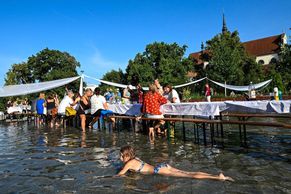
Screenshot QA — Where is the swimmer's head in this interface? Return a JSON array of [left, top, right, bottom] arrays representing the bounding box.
[[120, 145, 135, 162]]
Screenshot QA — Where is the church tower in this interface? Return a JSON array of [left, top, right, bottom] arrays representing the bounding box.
[[222, 13, 228, 34]]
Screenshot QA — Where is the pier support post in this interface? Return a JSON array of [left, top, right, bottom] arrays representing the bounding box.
[[203, 122, 207, 146], [242, 117, 247, 146], [182, 115, 186, 141], [238, 117, 242, 144]]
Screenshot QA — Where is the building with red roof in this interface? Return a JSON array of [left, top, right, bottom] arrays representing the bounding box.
[[190, 15, 287, 67]]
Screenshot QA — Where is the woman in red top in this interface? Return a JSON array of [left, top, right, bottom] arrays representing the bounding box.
[[205, 83, 211, 102], [142, 84, 168, 137]]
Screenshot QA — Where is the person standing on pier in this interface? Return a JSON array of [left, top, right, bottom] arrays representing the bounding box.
[[46, 94, 59, 127], [137, 83, 144, 104], [36, 93, 46, 126], [77, 88, 93, 132], [205, 83, 211, 102]]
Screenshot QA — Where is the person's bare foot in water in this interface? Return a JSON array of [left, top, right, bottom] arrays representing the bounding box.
[[219, 173, 234, 182]]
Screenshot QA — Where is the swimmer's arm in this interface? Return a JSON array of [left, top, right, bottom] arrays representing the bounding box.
[[117, 162, 131, 176]]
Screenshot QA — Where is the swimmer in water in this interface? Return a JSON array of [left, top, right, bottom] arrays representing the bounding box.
[[117, 145, 234, 181]]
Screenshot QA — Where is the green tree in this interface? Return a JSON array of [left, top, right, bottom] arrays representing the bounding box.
[[205, 31, 246, 84], [242, 56, 264, 84], [4, 48, 81, 97], [99, 69, 126, 92], [277, 44, 291, 92], [204, 30, 264, 86], [265, 64, 285, 92], [125, 42, 194, 86], [27, 48, 80, 81], [5, 62, 33, 85]]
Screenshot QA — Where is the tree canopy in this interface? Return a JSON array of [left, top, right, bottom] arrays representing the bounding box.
[[277, 44, 291, 91], [125, 42, 194, 86], [5, 48, 80, 85], [5, 48, 80, 96], [99, 68, 126, 92], [203, 30, 263, 85]]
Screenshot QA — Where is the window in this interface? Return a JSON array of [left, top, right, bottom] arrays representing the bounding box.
[[258, 60, 265, 65], [270, 58, 277, 64]]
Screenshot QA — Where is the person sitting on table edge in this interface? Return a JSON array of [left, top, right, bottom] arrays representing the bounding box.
[[89, 87, 115, 129]]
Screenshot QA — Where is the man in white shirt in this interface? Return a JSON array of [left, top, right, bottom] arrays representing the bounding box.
[[58, 90, 75, 115], [89, 87, 114, 128]]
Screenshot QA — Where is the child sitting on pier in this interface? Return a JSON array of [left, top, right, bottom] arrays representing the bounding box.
[[117, 145, 234, 181]]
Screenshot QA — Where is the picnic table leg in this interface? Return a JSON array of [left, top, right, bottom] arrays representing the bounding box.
[[196, 123, 200, 144], [182, 116, 186, 141], [238, 117, 242, 145], [193, 116, 196, 143], [219, 113, 224, 139], [203, 122, 207, 146], [243, 117, 247, 147], [210, 123, 215, 147]]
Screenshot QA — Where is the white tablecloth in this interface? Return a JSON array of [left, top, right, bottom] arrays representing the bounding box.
[[161, 102, 226, 117], [108, 103, 142, 116], [224, 100, 291, 114], [7, 107, 23, 114], [108, 100, 291, 117]]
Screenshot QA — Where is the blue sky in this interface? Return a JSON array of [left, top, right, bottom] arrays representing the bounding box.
[[0, 0, 290, 86]]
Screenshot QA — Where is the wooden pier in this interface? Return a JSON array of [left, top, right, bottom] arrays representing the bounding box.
[[2, 111, 291, 148], [109, 113, 291, 147]]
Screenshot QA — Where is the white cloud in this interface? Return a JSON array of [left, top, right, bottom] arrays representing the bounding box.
[[88, 48, 127, 73], [90, 49, 118, 69]]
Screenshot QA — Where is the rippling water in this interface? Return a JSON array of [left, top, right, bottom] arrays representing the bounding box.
[[0, 120, 290, 193]]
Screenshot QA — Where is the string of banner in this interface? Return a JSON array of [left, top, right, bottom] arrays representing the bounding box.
[[83, 74, 272, 92]]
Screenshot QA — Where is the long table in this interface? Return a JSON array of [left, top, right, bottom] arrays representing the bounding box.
[[108, 100, 291, 117]]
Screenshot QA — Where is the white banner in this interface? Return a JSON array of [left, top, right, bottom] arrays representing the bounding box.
[[208, 78, 272, 92], [0, 76, 80, 97]]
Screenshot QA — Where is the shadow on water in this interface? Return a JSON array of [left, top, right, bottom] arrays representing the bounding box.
[[0, 119, 290, 193]]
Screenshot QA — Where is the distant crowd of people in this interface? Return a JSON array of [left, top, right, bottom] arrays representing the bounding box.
[[5, 79, 214, 136], [33, 87, 115, 132]]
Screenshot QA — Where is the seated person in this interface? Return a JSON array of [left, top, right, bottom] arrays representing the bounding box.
[[142, 84, 167, 137], [89, 87, 114, 128], [58, 90, 76, 115], [163, 84, 180, 103], [104, 88, 114, 103]]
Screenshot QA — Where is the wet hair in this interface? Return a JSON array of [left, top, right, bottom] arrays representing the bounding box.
[[120, 145, 136, 160]]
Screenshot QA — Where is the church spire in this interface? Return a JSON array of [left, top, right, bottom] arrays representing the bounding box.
[[222, 13, 228, 34]]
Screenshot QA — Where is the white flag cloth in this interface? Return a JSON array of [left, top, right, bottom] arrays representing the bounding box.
[[0, 76, 80, 97], [208, 78, 272, 92], [84, 75, 207, 90], [173, 77, 207, 88]]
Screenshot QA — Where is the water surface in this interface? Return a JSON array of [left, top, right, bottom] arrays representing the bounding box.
[[0, 120, 290, 193]]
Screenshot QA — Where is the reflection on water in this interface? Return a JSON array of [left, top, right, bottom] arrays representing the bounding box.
[[0, 120, 290, 193]]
